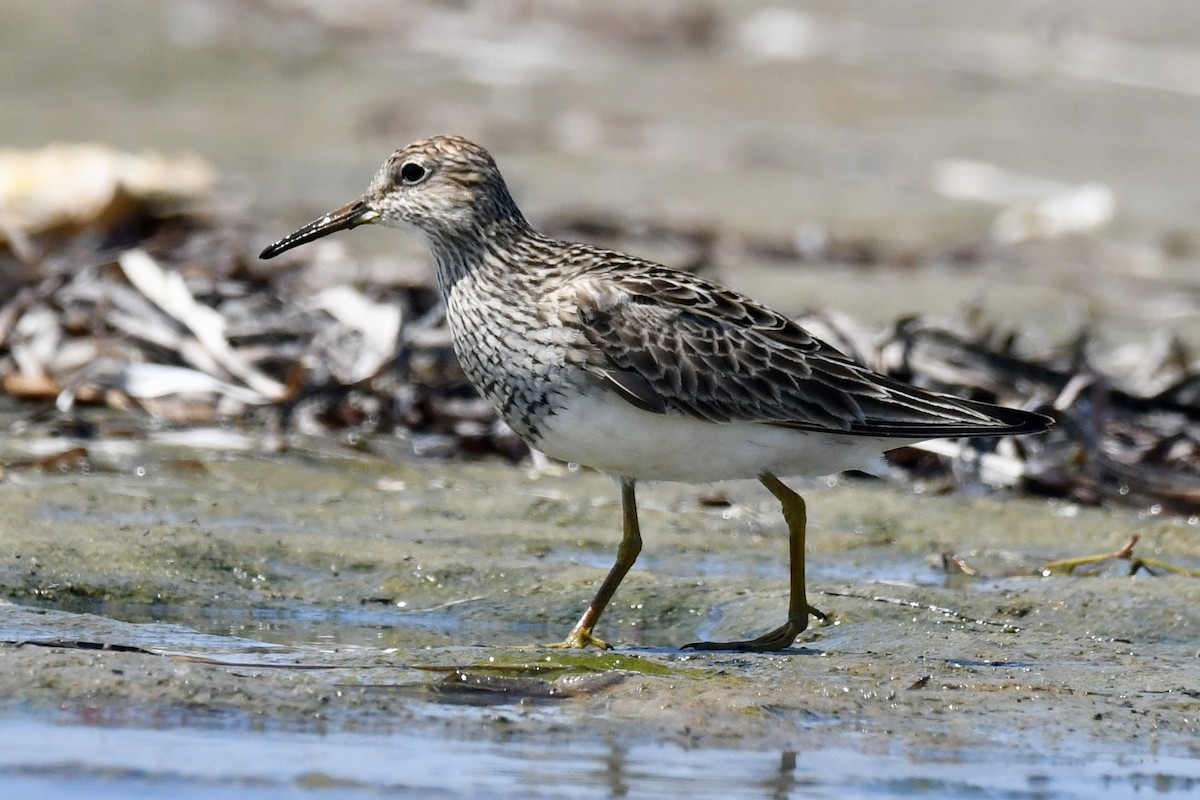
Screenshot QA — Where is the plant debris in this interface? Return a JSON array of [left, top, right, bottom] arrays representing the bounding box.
[[1, 144, 1198, 515]]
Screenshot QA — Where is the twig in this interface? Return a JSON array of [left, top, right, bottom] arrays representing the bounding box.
[[820, 589, 1020, 630], [1040, 533, 1139, 575], [1128, 556, 1200, 577]]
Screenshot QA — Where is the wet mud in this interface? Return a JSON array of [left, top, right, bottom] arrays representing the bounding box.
[[3, 450, 1198, 764]]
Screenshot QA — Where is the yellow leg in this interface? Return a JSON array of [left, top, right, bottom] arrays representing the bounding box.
[[684, 472, 826, 652], [548, 477, 642, 650]]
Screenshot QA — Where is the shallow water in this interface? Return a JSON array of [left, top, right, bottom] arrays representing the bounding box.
[[2, 714, 1197, 799]]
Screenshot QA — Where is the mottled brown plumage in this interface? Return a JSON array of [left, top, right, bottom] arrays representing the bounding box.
[[262, 135, 1051, 652]]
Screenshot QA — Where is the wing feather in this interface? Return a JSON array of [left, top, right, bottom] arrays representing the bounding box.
[[552, 257, 1046, 438]]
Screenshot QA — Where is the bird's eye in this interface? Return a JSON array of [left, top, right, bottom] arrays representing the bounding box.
[[399, 162, 427, 184]]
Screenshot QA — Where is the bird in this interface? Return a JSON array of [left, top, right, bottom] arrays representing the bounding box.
[[260, 135, 1051, 652]]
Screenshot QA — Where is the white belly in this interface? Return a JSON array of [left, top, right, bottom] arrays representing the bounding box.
[[533, 390, 909, 482]]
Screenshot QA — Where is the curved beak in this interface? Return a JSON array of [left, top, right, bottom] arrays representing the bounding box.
[[259, 199, 380, 259]]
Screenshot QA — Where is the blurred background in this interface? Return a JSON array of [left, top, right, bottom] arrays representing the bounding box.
[[4, 0, 1198, 336]]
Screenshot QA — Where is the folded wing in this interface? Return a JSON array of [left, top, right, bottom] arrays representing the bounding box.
[[560, 265, 1047, 439]]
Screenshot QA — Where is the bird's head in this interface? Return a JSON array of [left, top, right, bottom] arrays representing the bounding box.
[[260, 135, 524, 260]]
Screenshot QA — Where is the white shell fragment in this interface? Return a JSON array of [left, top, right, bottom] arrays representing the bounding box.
[[932, 158, 1115, 243]]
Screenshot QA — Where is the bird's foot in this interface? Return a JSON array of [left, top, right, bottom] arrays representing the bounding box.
[[544, 628, 613, 651], [682, 604, 827, 653]]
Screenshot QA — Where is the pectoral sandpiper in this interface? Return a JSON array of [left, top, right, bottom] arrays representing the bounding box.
[[261, 135, 1051, 652]]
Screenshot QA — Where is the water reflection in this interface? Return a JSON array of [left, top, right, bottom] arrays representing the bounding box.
[[1, 713, 1198, 798]]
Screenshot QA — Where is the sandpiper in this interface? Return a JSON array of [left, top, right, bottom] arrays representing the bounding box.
[[261, 135, 1051, 652]]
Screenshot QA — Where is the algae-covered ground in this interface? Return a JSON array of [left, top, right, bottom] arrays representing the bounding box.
[[2, 445, 1198, 795]]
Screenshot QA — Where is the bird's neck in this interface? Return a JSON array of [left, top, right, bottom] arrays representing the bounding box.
[[426, 215, 538, 295]]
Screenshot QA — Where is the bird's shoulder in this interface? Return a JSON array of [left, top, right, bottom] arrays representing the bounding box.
[[540, 240, 827, 353]]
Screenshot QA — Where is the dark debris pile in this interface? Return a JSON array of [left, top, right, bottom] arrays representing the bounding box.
[[1, 147, 1197, 514], [812, 312, 1200, 514]]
